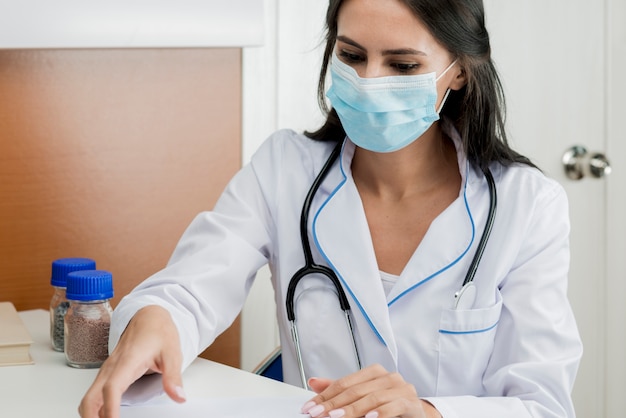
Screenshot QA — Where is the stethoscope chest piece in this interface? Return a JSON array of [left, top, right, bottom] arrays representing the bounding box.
[[454, 282, 477, 310]]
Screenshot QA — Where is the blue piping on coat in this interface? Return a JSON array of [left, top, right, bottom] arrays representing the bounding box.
[[311, 141, 476, 347], [439, 320, 499, 335], [312, 142, 387, 346], [388, 165, 475, 307]]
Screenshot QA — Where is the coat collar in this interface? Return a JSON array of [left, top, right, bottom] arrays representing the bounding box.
[[311, 120, 480, 352]]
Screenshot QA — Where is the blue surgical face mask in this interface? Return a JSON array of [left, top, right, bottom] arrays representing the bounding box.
[[326, 53, 457, 153]]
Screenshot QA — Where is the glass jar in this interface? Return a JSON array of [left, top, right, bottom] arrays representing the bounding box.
[[49, 258, 96, 352], [64, 270, 113, 368]]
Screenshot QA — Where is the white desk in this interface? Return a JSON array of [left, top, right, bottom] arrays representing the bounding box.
[[0, 310, 309, 417]]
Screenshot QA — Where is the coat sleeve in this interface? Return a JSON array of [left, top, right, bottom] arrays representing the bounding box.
[[425, 180, 582, 418], [108, 133, 283, 371]]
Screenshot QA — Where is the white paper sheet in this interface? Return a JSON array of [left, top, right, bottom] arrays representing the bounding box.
[[121, 373, 166, 405], [120, 395, 311, 418]]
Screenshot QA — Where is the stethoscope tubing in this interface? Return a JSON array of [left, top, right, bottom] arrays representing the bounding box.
[[285, 140, 359, 388], [286, 139, 497, 387], [463, 167, 497, 287], [285, 141, 345, 322]]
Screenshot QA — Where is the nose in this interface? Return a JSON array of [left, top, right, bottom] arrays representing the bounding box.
[[358, 61, 386, 79]]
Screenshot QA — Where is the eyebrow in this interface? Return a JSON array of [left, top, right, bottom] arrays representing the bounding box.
[[336, 35, 427, 56]]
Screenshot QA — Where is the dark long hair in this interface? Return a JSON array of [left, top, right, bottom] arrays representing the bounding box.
[[305, 0, 534, 170]]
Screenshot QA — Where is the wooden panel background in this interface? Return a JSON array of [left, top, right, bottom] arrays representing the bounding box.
[[0, 48, 242, 367]]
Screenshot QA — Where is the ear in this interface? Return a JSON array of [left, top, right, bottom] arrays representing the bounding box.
[[449, 66, 467, 91]]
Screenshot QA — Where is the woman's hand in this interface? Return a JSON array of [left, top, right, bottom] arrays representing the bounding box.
[[301, 364, 441, 418], [78, 305, 186, 418]]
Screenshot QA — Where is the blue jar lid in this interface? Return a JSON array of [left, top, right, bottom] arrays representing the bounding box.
[[50, 258, 97, 287], [66, 270, 114, 301]]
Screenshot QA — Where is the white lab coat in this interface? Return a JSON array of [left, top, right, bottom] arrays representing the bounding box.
[[110, 122, 582, 418]]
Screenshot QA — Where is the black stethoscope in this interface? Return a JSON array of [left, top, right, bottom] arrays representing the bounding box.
[[285, 140, 497, 388]]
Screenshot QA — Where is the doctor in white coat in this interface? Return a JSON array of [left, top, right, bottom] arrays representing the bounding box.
[[79, 0, 582, 417]]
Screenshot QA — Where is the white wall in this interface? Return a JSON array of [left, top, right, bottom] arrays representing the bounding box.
[[240, 0, 328, 372]]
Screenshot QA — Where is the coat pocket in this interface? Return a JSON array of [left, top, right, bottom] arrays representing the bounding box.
[[436, 291, 503, 396]]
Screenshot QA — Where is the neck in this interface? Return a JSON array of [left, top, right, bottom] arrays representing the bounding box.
[[351, 124, 459, 200]]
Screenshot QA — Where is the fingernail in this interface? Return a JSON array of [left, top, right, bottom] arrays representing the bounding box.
[[328, 408, 345, 418], [308, 404, 325, 417], [365, 411, 379, 418], [175, 386, 186, 401], [301, 401, 316, 413]]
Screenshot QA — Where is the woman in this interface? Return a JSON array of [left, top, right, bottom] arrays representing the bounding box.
[[80, 1, 582, 417]]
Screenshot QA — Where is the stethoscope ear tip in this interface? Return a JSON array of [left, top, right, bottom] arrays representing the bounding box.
[[454, 282, 477, 310]]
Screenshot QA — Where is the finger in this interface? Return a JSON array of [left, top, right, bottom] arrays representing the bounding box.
[[308, 377, 333, 394], [317, 364, 389, 404], [101, 358, 152, 418], [80, 306, 182, 417], [364, 394, 424, 418], [303, 365, 391, 416], [79, 377, 105, 418], [79, 356, 128, 418], [97, 339, 162, 417], [312, 364, 387, 403], [159, 343, 186, 403], [101, 381, 125, 418], [347, 382, 420, 418], [301, 377, 334, 414]]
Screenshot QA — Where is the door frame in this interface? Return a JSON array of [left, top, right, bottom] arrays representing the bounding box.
[[605, 0, 625, 415]]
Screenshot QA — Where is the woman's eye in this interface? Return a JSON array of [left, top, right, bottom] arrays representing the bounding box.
[[392, 63, 420, 73], [338, 50, 364, 63]]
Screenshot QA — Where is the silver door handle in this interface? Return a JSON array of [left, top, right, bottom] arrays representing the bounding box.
[[562, 146, 612, 180]]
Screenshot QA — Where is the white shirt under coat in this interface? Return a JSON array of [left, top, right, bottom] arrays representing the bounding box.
[[110, 122, 582, 418]]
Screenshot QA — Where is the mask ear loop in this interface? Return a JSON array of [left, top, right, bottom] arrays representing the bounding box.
[[435, 59, 458, 114], [437, 88, 451, 114], [436, 59, 458, 81]]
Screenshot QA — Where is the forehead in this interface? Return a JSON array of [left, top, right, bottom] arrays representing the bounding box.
[[336, 0, 444, 55]]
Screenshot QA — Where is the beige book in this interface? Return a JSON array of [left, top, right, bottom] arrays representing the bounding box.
[[0, 301, 34, 366]]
